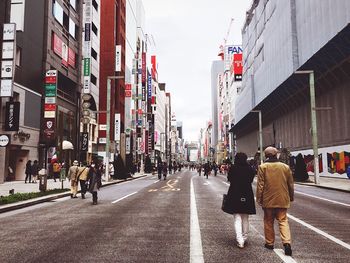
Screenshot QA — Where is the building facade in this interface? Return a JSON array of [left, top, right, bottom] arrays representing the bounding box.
[[233, 0, 350, 178]]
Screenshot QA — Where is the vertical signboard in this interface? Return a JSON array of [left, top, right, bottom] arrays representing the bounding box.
[[83, 0, 92, 94], [43, 70, 57, 142], [1, 23, 16, 97], [224, 45, 243, 71], [5, 101, 20, 131], [114, 113, 121, 141], [142, 52, 146, 84], [233, 53, 243, 81], [80, 132, 89, 151], [115, 45, 121, 72]]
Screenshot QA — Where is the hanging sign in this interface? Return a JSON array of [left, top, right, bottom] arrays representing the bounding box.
[[5, 101, 20, 131]]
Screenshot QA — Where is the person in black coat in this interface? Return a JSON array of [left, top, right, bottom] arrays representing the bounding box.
[[87, 162, 102, 205], [25, 160, 32, 183], [227, 152, 256, 248]]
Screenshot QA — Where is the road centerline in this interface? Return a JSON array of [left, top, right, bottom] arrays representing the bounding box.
[[190, 178, 204, 263]]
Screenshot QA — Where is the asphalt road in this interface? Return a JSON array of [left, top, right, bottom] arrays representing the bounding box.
[[0, 170, 349, 263]]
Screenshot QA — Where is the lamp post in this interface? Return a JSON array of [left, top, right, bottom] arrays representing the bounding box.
[[295, 70, 320, 184], [251, 110, 263, 164], [105, 76, 124, 181]]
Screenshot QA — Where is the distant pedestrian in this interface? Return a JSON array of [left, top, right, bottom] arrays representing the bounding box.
[[68, 160, 79, 198], [52, 161, 61, 182], [25, 160, 32, 183], [204, 161, 211, 179], [212, 162, 218, 176], [227, 152, 256, 248], [157, 161, 163, 180], [168, 162, 173, 174], [162, 162, 168, 180], [197, 163, 202, 176], [31, 160, 39, 183], [88, 162, 102, 205], [256, 146, 294, 256], [77, 162, 89, 199]]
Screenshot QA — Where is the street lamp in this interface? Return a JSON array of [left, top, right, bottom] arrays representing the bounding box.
[[105, 76, 124, 181], [251, 110, 263, 165], [294, 70, 320, 184]]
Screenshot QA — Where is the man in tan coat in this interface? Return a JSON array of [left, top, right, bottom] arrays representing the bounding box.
[[68, 160, 79, 198], [256, 146, 294, 256], [77, 162, 89, 199]]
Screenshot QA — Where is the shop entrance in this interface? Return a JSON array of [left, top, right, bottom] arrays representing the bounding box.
[[9, 149, 29, 181]]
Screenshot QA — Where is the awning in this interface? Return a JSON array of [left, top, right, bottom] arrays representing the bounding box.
[[62, 140, 74, 150]]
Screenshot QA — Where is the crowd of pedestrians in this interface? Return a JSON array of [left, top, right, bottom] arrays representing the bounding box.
[[24, 160, 40, 184]]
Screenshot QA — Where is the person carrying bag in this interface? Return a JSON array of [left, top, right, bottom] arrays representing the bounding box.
[[223, 152, 256, 248]]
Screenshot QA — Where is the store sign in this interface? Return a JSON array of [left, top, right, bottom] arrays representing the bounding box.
[[99, 138, 106, 144], [142, 52, 146, 83], [114, 113, 121, 141], [45, 84, 57, 97], [0, 79, 13, 97], [45, 104, 56, 111], [45, 97, 56, 104], [224, 45, 242, 71], [44, 111, 56, 118], [52, 33, 63, 57], [5, 101, 20, 131], [3, 23, 16, 41], [125, 136, 130, 154], [83, 76, 90, 93], [2, 42, 15, 59], [147, 71, 152, 99], [115, 45, 121, 72], [1, 60, 14, 78], [84, 23, 91, 41], [80, 132, 88, 151], [43, 119, 55, 140], [0, 134, 10, 147], [233, 53, 243, 81], [83, 58, 90, 76]]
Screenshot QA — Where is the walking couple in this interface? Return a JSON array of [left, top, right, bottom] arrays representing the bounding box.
[[225, 147, 294, 256]]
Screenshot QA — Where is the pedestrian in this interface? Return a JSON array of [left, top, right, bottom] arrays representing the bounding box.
[[197, 163, 202, 176], [212, 162, 218, 176], [31, 160, 39, 183], [256, 146, 294, 256], [52, 161, 61, 182], [227, 152, 256, 248], [157, 161, 162, 180], [88, 162, 102, 205], [68, 160, 79, 198], [25, 160, 32, 183], [77, 162, 89, 199], [109, 162, 114, 178], [162, 162, 168, 180], [204, 161, 211, 179], [168, 161, 173, 174]]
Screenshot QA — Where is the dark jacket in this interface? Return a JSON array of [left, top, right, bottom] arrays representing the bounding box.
[[31, 163, 39, 175], [25, 162, 32, 174], [88, 167, 102, 192], [227, 163, 256, 214]]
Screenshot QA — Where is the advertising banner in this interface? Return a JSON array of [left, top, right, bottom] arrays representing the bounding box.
[[5, 101, 20, 131], [0, 79, 13, 97], [233, 53, 243, 81], [147, 70, 152, 99], [142, 52, 146, 83], [1, 60, 14, 78]]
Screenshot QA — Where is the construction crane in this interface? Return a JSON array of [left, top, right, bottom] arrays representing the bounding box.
[[218, 18, 234, 59]]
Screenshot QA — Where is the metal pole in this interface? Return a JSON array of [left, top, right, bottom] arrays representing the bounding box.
[[309, 72, 319, 184], [258, 110, 263, 164], [105, 78, 111, 181]]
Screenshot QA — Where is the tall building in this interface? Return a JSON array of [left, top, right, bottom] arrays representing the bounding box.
[[1, 0, 83, 182], [232, 0, 350, 178], [210, 60, 224, 162], [99, 0, 126, 161]]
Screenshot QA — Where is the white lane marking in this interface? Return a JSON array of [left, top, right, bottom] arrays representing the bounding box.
[[287, 213, 350, 250], [203, 182, 210, 186], [153, 180, 160, 184], [151, 176, 156, 179], [111, 192, 137, 204], [274, 249, 297, 263], [190, 178, 204, 263], [222, 181, 230, 186], [295, 191, 350, 207], [250, 225, 298, 263]]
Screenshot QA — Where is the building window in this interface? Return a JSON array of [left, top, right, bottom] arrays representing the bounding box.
[[11, 0, 25, 31], [91, 74, 97, 85], [91, 48, 97, 61], [69, 18, 76, 38], [15, 46, 21, 66], [92, 0, 98, 11], [63, 12, 69, 32], [69, 0, 76, 10], [91, 22, 98, 36], [52, 0, 63, 25]]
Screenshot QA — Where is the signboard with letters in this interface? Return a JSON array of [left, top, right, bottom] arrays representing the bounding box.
[[0, 134, 10, 147], [1, 23, 16, 97], [42, 70, 57, 142], [42, 119, 55, 140], [114, 113, 121, 141], [5, 101, 20, 131], [80, 132, 89, 151]]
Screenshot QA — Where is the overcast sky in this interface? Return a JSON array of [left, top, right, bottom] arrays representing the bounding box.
[[142, 0, 252, 142]]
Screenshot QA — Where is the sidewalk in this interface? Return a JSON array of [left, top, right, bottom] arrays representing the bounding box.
[[0, 173, 147, 213], [295, 175, 350, 193]]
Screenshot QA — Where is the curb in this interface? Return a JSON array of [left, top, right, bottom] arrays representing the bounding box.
[[0, 174, 147, 214], [294, 182, 350, 193]]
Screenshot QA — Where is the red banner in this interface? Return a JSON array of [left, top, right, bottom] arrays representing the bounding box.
[[68, 47, 76, 68], [233, 53, 243, 75], [52, 33, 62, 57]]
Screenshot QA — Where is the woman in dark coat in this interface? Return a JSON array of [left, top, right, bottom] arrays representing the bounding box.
[[227, 152, 256, 248], [25, 160, 32, 183], [87, 162, 102, 205]]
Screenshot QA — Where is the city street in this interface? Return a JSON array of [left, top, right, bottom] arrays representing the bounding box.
[[0, 169, 349, 263]]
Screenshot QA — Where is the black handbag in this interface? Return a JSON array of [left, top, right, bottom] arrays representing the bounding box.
[[221, 194, 234, 214]]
